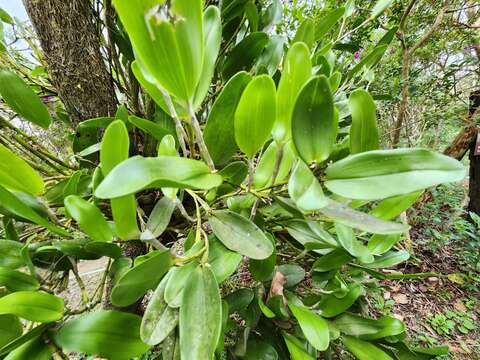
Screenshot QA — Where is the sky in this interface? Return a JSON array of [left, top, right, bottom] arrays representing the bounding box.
[[0, 0, 28, 22]]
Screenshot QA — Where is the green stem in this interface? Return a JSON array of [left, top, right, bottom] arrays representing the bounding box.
[[160, 90, 189, 157], [188, 102, 215, 171]]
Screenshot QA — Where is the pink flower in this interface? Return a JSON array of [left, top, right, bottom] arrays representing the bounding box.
[[354, 48, 364, 60]]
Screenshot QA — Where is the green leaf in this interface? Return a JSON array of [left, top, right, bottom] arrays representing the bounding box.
[[325, 149, 465, 200], [347, 45, 388, 80], [4, 337, 51, 360], [0, 291, 63, 322], [282, 332, 315, 360], [292, 75, 337, 163], [113, 0, 204, 101], [312, 249, 353, 272], [292, 19, 315, 49], [244, 339, 279, 360], [318, 199, 409, 234], [288, 303, 329, 351], [77, 116, 115, 129], [249, 234, 276, 281], [224, 288, 254, 313], [141, 196, 176, 240], [343, 336, 393, 360], [141, 273, 179, 346], [367, 234, 401, 255], [335, 313, 405, 340], [254, 141, 294, 188], [209, 210, 274, 260], [165, 261, 199, 308], [222, 32, 269, 80], [254, 35, 286, 76], [95, 156, 222, 199], [370, 192, 422, 220], [179, 265, 222, 360], [288, 160, 328, 212], [370, 0, 394, 19], [111, 250, 172, 307], [277, 264, 305, 287], [0, 8, 13, 24], [335, 223, 373, 263], [129, 115, 172, 142], [315, 7, 345, 41], [273, 42, 312, 143], [0, 315, 22, 349], [286, 220, 338, 252], [0, 267, 39, 291], [54, 310, 149, 360], [0, 323, 51, 356], [234, 74, 276, 158], [204, 71, 252, 166], [317, 284, 363, 318], [0, 185, 69, 236], [329, 71, 342, 93], [0, 240, 24, 269], [64, 195, 114, 242], [101, 120, 140, 240], [366, 250, 410, 268], [0, 144, 44, 195], [193, 6, 222, 109], [0, 70, 51, 128], [349, 89, 379, 154], [209, 235, 242, 283]]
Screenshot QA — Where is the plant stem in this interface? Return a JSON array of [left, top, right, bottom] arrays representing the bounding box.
[[270, 143, 285, 187], [159, 90, 189, 157], [188, 102, 215, 171]]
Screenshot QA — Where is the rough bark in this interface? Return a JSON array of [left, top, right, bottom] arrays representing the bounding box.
[[467, 90, 480, 215], [23, 0, 117, 125]]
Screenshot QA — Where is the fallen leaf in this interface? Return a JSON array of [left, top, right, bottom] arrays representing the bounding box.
[[393, 293, 408, 304]]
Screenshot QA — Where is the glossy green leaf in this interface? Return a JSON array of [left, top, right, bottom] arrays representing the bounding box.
[[370, 0, 394, 18], [0, 315, 22, 349], [193, 6, 222, 108], [0, 323, 51, 357], [204, 71, 252, 166], [249, 233, 276, 281], [329, 71, 342, 93], [180, 265, 222, 360], [325, 149, 465, 200], [312, 249, 353, 272], [277, 264, 305, 287], [292, 75, 337, 163], [209, 210, 274, 260], [0, 70, 51, 128], [349, 89, 379, 154], [0, 291, 63, 322], [54, 310, 149, 360], [225, 288, 254, 313], [77, 116, 115, 129], [286, 220, 337, 252], [288, 160, 328, 212], [129, 115, 172, 142], [209, 235, 242, 283], [317, 284, 363, 318], [334, 313, 405, 340], [0, 8, 13, 24], [347, 45, 388, 80], [222, 32, 269, 80], [292, 19, 315, 48], [244, 339, 279, 360], [335, 223, 373, 263], [64, 195, 114, 242], [4, 337, 51, 360], [101, 120, 140, 240], [370, 192, 422, 220], [234, 74, 276, 158], [141, 272, 178, 346], [95, 156, 222, 199], [318, 199, 409, 234], [141, 196, 176, 241], [273, 42, 312, 143], [0, 185, 69, 236], [282, 332, 315, 360], [367, 234, 401, 255], [366, 250, 410, 268], [343, 336, 393, 360], [0, 267, 39, 291], [254, 35, 285, 76], [113, 0, 204, 101], [254, 141, 294, 188], [111, 250, 172, 307], [315, 8, 345, 41], [165, 261, 198, 308], [288, 303, 329, 351], [0, 144, 44, 195]]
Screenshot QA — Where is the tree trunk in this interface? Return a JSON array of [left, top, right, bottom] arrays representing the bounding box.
[[467, 90, 480, 216], [23, 0, 117, 125]]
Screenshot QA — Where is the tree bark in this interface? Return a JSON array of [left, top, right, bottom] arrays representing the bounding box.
[[467, 90, 480, 215], [23, 0, 117, 126]]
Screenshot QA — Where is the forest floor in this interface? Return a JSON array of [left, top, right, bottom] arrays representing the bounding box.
[[366, 183, 480, 359]]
